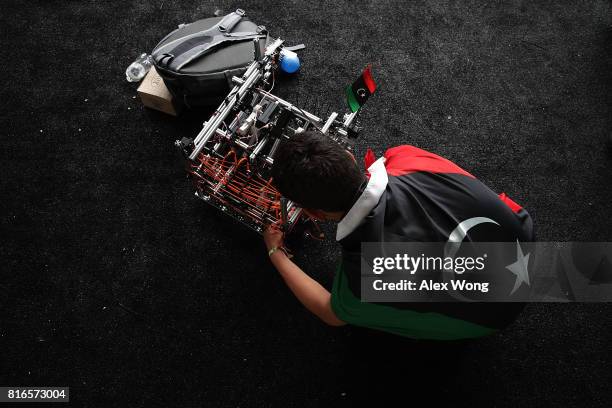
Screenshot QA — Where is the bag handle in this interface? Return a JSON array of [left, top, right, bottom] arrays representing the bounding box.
[[218, 8, 245, 32]]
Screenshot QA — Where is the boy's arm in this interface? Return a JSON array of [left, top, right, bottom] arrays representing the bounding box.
[[264, 226, 346, 327]]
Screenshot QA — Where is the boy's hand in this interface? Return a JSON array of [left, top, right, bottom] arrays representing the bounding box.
[[263, 224, 284, 251]]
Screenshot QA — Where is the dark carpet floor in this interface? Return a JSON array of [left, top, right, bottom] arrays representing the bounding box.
[[2, 1, 612, 407]]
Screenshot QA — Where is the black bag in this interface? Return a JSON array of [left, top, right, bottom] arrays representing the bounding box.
[[151, 9, 269, 108]]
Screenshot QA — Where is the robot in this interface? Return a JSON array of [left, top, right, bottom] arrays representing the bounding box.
[[176, 38, 363, 237]]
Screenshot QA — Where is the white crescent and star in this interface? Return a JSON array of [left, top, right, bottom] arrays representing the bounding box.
[[445, 217, 531, 296]]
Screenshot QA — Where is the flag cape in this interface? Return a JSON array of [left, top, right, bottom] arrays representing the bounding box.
[[331, 145, 535, 339]]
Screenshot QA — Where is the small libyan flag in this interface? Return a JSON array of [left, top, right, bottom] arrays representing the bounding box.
[[346, 64, 377, 112]]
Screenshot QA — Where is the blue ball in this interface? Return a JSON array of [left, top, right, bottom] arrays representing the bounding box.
[[279, 49, 300, 74]]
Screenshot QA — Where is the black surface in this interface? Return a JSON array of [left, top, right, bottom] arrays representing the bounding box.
[[1, 1, 612, 407]]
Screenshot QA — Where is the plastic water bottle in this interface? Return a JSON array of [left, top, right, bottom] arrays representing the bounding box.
[[126, 53, 152, 82]]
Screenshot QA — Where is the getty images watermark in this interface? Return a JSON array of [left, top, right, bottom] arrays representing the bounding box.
[[360, 242, 612, 302]]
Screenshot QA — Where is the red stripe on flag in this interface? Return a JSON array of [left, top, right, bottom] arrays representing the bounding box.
[[364, 148, 377, 169], [383, 145, 474, 178], [498, 192, 523, 214], [363, 65, 376, 93]]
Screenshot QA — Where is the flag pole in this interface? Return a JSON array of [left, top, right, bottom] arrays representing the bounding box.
[[343, 110, 359, 127]]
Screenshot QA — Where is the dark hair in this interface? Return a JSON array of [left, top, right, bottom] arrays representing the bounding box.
[[271, 130, 365, 212]]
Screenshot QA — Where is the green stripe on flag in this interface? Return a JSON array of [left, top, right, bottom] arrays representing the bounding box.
[[330, 264, 496, 340], [346, 85, 361, 112]]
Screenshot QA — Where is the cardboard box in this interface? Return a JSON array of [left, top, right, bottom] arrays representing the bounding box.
[[137, 66, 181, 116]]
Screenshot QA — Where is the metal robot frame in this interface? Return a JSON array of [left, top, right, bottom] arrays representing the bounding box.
[[176, 38, 362, 236]]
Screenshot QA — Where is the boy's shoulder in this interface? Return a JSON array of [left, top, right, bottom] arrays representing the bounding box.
[[382, 145, 474, 178]]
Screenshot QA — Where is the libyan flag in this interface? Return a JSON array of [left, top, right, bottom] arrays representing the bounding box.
[[346, 64, 377, 112]]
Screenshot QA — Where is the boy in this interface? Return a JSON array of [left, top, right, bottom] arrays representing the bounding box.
[[264, 130, 534, 340]]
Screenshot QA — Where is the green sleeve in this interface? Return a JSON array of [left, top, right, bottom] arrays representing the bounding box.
[[331, 261, 496, 340]]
